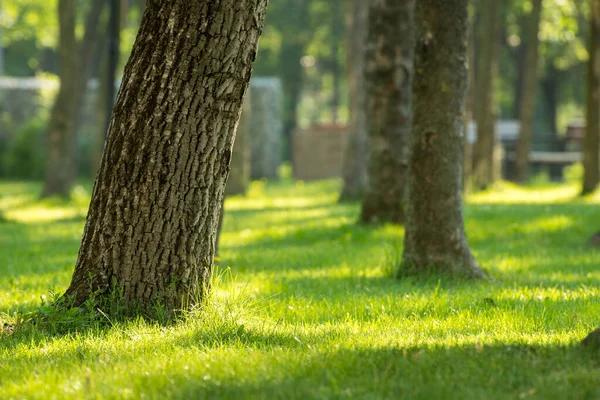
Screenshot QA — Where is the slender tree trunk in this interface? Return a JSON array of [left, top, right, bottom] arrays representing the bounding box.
[[339, 0, 368, 201], [472, 0, 499, 190], [330, 0, 343, 125], [359, 0, 414, 224], [281, 43, 305, 164], [64, 0, 268, 313], [42, 0, 106, 198], [42, 0, 78, 198], [541, 65, 559, 141], [511, 20, 527, 120], [105, 0, 122, 137], [402, 0, 486, 278], [515, 0, 543, 183], [464, 12, 476, 193], [583, 0, 600, 194]]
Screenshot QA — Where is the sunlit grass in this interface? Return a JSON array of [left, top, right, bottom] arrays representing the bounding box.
[[2, 179, 600, 399]]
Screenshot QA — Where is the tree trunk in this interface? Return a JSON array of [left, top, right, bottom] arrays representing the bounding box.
[[41, 0, 78, 198], [464, 12, 476, 193], [105, 0, 122, 139], [583, 0, 600, 195], [281, 43, 305, 164], [226, 93, 252, 196], [402, 0, 486, 278], [472, 0, 499, 190], [339, 0, 368, 201], [64, 0, 268, 313], [515, 0, 543, 183], [359, 0, 414, 224], [42, 0, 106, 198]]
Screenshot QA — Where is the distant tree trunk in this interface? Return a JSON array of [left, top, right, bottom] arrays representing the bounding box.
[[583, 0, 600, 195], [541, 65, 559, 140], [42, 0, 105, 198], [339, 0, 368, 201], [472, 1, 499, 190], [281, 43, 305, 164], [105, 0, 122, 137], [464, 13, 476, 193], [511, 18, 527, 120], [64, 0, 268, 313], [330, 0, 344, 124], [226, 93, 252, 197], [515, 0, 543, 183], [217, 94, 252, 256], [359, 0, 414, 224], [42, 0, 78, 198], [402, 0, 486, 278]]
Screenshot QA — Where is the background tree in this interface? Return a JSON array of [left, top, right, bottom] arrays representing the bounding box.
[[359, 0, 414, 224], [339, 0, 368, 201], [583, 0, 600, 194], [403, 0, 486, 278], [41, 0, 77, 198], [41, 0, 105, 198], [63, 0, 268, 313], [472, 1, 500, 190], [515, 0, 543, 183]]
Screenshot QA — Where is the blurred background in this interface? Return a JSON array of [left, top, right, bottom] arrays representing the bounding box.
[[0, 0, 591, 187]]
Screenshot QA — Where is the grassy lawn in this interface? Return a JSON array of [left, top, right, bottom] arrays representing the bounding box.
[[2, 178, 600, 399]]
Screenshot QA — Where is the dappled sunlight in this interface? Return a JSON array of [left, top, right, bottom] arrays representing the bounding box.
[[3, 179, 600, 398], [468, 181, 583, 204]]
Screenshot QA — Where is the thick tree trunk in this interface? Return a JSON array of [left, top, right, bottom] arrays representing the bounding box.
[[64, 0, 268, 313], [515, 0, 543, 183], [41, 0, 78, 198], [339, 0, 368, 201], [359, 0, 414, 224], [402, 0, 486, 278], [472, 1, 499, 190], [583, 0, 600, 195]]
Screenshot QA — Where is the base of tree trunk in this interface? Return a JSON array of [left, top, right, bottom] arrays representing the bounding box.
[[401, 248, 487, 280], [359, 199, 404, 225], [581, 327, 600, 348]]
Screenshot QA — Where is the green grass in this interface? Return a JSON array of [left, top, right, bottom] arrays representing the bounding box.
[[2, 178, 600, 399]]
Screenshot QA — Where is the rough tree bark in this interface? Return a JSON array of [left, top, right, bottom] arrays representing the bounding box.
[[41, 0, 78, 198], [359, 0, 414, 224], [64, 0, 268, 313], [339, 0, 368, 201], [472, 1, 499, 190], [583, 0, 600, 195], [515, 0, 543, 183], [402, 0, 486, 278]]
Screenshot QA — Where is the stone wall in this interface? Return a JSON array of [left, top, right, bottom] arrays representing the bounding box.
[[293, 124, 348, 181]]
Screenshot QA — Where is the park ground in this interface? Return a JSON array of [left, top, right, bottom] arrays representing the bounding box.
[[2, 174, 600, 399]]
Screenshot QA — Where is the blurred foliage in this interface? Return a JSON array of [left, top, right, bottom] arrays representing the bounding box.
[[1, 115, 47, 180], [0, 0, 593, 169]]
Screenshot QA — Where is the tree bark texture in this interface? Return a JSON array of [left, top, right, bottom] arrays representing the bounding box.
[[339, 0, 368, 201], [472, 0, 499, 190], [42, 0, 78, 198], [64, 0, 269, 312], [402, 0, 486, 278], [515, 0, 543, 183], [359, 0, 414, 224], [583, 0, 600, 195]]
